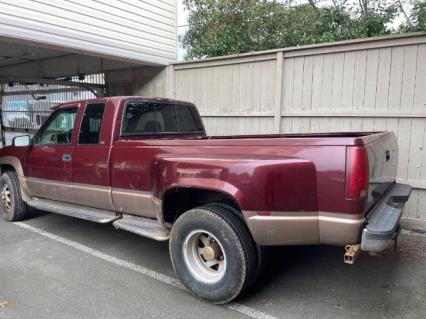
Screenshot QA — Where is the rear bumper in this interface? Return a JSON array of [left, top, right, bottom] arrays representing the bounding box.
[[361, 183, 412, 252]]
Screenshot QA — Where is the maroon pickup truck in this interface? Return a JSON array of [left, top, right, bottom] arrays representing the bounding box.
[[0, 96, 411, 303]]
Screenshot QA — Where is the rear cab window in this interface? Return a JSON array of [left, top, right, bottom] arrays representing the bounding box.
[[121, 101, 204, 137]]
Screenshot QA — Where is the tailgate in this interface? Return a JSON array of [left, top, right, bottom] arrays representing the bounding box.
[[363, 132, 398, 212]]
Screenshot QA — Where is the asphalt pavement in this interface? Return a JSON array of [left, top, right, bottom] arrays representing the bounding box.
[[0, 209, 425, 319]]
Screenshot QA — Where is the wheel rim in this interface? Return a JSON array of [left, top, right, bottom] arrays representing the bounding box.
[[183, 230, 226, 284], [1, 184, 12, 212]]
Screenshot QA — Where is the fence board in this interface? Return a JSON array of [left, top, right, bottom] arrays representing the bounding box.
[[282, 57, 295, 112], [292, 57, 304, 111], [352, 51, 367, 111], [311, 55, 324, 111], [407, 119, 426, 180], [302, 56, 314, 111], [364, 49, 379, 110], [414, 44, 426, 109], [341, 52, 356, 110], [331, 53, 344, 110], [401, 45, 417, 110], [388, 46, 405, 111], [319, 54, 333, 110], [376, 48, 392, 110], [202, 117, 274, 135]]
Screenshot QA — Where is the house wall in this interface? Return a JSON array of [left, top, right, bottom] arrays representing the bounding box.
[[0, 0, 176, 65]]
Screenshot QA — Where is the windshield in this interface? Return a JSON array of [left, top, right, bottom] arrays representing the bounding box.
[[121, 102, 204, 136]]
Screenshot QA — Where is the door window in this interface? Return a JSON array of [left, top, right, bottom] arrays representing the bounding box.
[[78, 103, 106, 144], [34, 108, 77, 145]]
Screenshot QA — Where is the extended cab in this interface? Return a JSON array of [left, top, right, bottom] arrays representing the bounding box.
[[0, 97, 411, 303]]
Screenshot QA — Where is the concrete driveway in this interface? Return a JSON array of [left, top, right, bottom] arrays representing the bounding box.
[[0, 209, 425, 319]]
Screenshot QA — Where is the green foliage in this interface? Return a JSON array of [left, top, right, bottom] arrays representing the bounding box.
[[411, 0, 426, 30], [182, 0, 404, 59]]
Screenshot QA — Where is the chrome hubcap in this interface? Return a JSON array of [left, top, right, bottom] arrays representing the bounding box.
[[183, 230, 226, 284], [1, 184, 11, 212]]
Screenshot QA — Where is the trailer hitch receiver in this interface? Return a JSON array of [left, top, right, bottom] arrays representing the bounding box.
[[344, 244, 361, 264]]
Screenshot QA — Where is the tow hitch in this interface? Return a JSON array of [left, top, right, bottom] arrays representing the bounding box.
[[344, 244, 361, 264]]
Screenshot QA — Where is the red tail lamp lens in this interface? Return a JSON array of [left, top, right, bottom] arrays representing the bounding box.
[[345, 146, 369, 201]]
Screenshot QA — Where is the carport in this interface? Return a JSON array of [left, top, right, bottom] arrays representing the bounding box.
[[0, 37, 137, 144], [0, 0, 176, 144]]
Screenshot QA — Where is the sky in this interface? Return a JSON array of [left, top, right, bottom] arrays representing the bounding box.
[[176, 1, 189, 60]]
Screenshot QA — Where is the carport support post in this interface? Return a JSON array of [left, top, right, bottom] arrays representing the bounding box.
[[167, 65, 175, 98], [0, 85, 4, 146], [274, 51, 284, 134]]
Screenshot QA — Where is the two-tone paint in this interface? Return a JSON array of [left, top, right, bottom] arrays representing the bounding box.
[[0, 97, 398, 246]]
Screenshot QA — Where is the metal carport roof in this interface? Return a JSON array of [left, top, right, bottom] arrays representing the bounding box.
[[0, 36, 148, 88]]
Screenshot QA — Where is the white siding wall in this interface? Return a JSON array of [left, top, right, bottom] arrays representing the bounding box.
[[158, 33, 426, 223], [0, 0, 176, 65]]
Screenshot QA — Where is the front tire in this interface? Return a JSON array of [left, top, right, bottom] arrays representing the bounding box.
[[169, 204, 256, 304], [0, 170, 28, 221]]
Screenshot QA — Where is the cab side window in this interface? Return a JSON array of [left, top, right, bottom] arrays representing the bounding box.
[[35, 108, 77, 145], [78, 103, 106, 144]]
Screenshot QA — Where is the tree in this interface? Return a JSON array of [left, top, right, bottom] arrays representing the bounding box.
[[182, 0, 399, 59], [182, 0, 287, 58], [413, 0, 426, 29], [406, 0, 426, 31]]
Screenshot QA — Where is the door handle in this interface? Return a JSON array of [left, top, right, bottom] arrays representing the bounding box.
[[62, 154, 72, 162]]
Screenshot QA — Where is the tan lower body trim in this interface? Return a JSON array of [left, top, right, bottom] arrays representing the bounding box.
[[244, 211, 319, 245], [73, 182, 115, 211], [244, 211, 365, 246], [318, 212, 365, 245], [25, 177, 157, 218], [26, 177, 114, 210], [111, 188, 156, 219], [26, 177, 76, 204]]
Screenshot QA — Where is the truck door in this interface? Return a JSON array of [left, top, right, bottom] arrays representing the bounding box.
[[26, 106, 78, 203], [72, 101, 115, 210]]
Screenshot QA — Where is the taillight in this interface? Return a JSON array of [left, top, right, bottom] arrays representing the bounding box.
[[345, 146, 369, 201]]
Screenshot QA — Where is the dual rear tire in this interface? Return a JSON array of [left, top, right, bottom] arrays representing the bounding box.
[[169, 203, 261, 304]]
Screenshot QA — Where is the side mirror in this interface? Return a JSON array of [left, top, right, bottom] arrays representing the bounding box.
[[12, 135, 32, 147]]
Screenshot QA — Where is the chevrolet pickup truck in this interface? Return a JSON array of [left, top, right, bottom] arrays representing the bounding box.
[[0, 96, 411, 303]]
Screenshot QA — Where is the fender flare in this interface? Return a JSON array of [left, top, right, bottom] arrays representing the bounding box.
[[159, 177, 248, 210]]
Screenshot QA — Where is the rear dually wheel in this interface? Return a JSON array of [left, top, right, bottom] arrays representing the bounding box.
[[169, 204, 257, 304]]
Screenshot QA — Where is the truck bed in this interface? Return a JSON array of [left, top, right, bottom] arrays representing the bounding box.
[[206, 131, 398, 215]]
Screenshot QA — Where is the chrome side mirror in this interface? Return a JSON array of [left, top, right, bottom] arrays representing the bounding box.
[[12, 135, 32, 147]]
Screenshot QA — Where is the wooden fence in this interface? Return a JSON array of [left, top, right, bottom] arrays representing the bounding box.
[[115, 32, 426, 224]]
